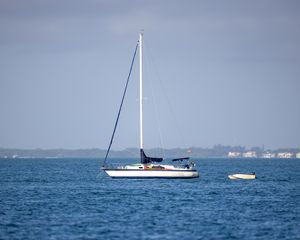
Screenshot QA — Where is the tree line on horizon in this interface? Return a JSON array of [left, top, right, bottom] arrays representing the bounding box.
[[0, 145, 299, 158]]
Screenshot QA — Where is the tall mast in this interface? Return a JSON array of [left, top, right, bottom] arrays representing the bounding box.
[[139, 32, 144, 150]]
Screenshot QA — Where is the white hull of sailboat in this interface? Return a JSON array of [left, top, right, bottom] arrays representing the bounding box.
[[104, 169, 199, 178]]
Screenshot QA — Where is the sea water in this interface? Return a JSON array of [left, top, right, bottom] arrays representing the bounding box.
[[0, 158, 299, 239]]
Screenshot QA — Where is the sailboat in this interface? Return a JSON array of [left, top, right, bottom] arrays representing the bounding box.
[[102, 33, 199, 179]]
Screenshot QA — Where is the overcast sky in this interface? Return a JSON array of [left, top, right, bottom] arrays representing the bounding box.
[[0, 0, 299, 150]]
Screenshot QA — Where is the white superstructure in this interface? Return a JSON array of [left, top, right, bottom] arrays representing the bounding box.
[[261, 152, 276, 158], [277, 152, 293, 158], [228, 152, 241, 157], [242, 151, 257, 158]]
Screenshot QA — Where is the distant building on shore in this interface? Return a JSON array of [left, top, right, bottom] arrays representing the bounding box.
[[261, 152, 276, 158], [295, 152, 300, 158], [228, 152, 241, 157], [277, 152, 293, 158], [243, 151, 257, 158]]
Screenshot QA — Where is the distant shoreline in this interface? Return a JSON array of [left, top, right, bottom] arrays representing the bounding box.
[[1, 145, 299, 159], [1, 157, 299, 160]]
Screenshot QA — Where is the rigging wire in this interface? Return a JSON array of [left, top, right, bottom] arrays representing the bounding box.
[[146, 42, 187, 157], [144, 41, 165, 158], [103, 42, 139, 166]]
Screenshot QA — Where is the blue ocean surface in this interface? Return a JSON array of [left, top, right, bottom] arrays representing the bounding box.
[[0, 158, 299, 239]]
